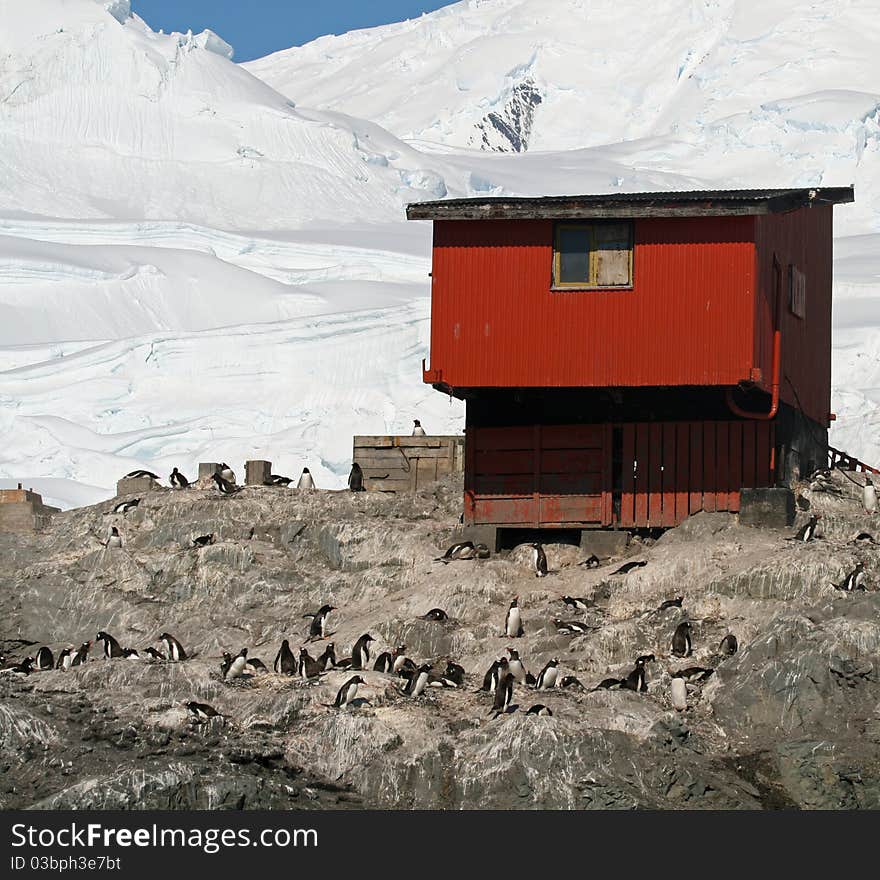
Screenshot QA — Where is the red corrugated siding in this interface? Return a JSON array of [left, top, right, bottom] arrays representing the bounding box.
[[466, 421, 774, 528], [753, 207, 833, 426], [428, 217, 757, 388]]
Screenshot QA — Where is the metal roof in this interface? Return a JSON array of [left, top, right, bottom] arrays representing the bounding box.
[[406, 186, 855, 220]]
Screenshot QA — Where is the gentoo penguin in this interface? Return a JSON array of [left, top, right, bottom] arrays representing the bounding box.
[[673, 666, 714, 683], [412, 420, 426, 436], [305, 604, 336, 640], [246, 656, 268, 674], [333, 675, 364, 708], [403, 663, 432, 697], [317, 642, 337, 671], [298, 648, 323, 679], [592, 676, 624, 691], [531, 543, 548, 577], [158, 632, 187, 662], [143, 647, 165, 661], [219, 652, 233, 678], [833, 561, 866, 592], [224, 648, 248, 681], [788, 514, 820, 542], [212, 473, 239, 496], [535, 658, 559, 690], [396, 657, 417, 678], [611, 560, 647, 575], [122, 648, 140, 660], [671, 621, 693, 658], [561, 596, 593, 612], [265, 474, 293, 486], [296, 468, 315, 490], [505, 597, 524, 638], [435, 540, 474, 563], [219, 463, 236, 484], [274, 639, 296, 675], [719, 633, 738, 656], [192, 533, 214, 547], [104, 526, 122, 549], [420, 608, 449, 622], [4, 657, 35, 676], [481, 658, 503, 692], [348, 463, 365, 492], [70, 642, 90, 666], [34, 646, 54, 670], [112, 498, 139, 515], [186, 701, 224, 723], [526, 704, 553, 716], [578, 554, 601, 569], [55, 647, 73, 670], [506, 647, 527, 683], [489, 672, 514, 718], [553, 619, 593, 635], [853, 532, 877, 544], [655, 597, 683, 613], [560, 675, 585, 690], [444, 660, 466, 686], [391, 646, 409, 674], [124, 469, 158, 480], [350, 634, 374, 670], [96, 631, 124, 659], [864, 476, 877, 514], [374, 644, 406, 673], [621, 656, 650, 692], [169, 467, 190, 489]]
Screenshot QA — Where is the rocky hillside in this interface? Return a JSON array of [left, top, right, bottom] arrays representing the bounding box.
[[2, 472, 879, 809]]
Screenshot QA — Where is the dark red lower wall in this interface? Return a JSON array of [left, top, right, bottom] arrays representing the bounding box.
[[465, 421, 775, 528]]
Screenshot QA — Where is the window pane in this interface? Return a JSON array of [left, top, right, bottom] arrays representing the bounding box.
[[557, 227, 590, 284]]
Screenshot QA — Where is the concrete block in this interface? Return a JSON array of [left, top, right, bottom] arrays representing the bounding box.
[[198, 462, 221, 480], [580, 529, 629, 558], [246, 460, 272, 486], [739, 488, 795, 529], [116, 476, 158, 497]]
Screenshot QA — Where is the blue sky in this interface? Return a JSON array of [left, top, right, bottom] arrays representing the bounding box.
[[132, 1, 457, 62]]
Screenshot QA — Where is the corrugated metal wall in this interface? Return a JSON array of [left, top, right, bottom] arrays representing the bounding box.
[[753, 206, 833, 427], [429, 217, 757, 389], [465, 421, 774, 528]]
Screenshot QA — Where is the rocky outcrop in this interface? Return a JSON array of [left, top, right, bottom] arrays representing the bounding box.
[[1, 471, 879, 809]]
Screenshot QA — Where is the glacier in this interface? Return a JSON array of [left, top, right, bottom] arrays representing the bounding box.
[[0, 0, 878, 507]]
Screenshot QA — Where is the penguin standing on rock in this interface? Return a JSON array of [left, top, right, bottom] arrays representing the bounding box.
[[274, 639, 296, 675], [481, 658, 503, 692], [158, 633, 187, 662], [219, 463, 236, 484], [489, 672, 514, 718], [506, 647, 527, 683], [530, 543, 548, 577], [833, 562, 866, 592], [317, 642, 337, 671], [297, 468, 315, 490], [35, 646, 54, 670], [672, 621, 693, 658], [621, 656, 652, 692], [224, 648, 249, 681], [348, 463, 365, 492], [298, 648, 322, 679], [788, 514, 820, 542], [96, 631, 124, 659], [412, 420, 426, 437], [505, 597, 524, 638], [71, 642, 90, 666], [374, 644, 406, 673], [169, 468, 190, 488], [535, 658, 559, 690], [350, 634, 374, 670], [55, 647, 73, 670], [333, 675, 364, 708], [864, 475, 877, 514], [305, 604, 336, 640]]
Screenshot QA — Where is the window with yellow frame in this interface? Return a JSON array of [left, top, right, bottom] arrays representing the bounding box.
[[552, 222, 634, 289]]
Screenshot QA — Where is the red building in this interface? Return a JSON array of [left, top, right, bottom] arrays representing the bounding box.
[[407, 188, 854, 533]]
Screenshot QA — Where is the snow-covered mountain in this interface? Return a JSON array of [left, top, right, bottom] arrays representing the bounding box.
[[0, 0, 878, 508]]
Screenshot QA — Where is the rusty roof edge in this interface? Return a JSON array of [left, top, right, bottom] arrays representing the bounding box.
[[405, 186, 855, 220]]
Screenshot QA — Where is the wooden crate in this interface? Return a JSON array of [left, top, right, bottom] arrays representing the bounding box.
[[352, 435, 464, 492]]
